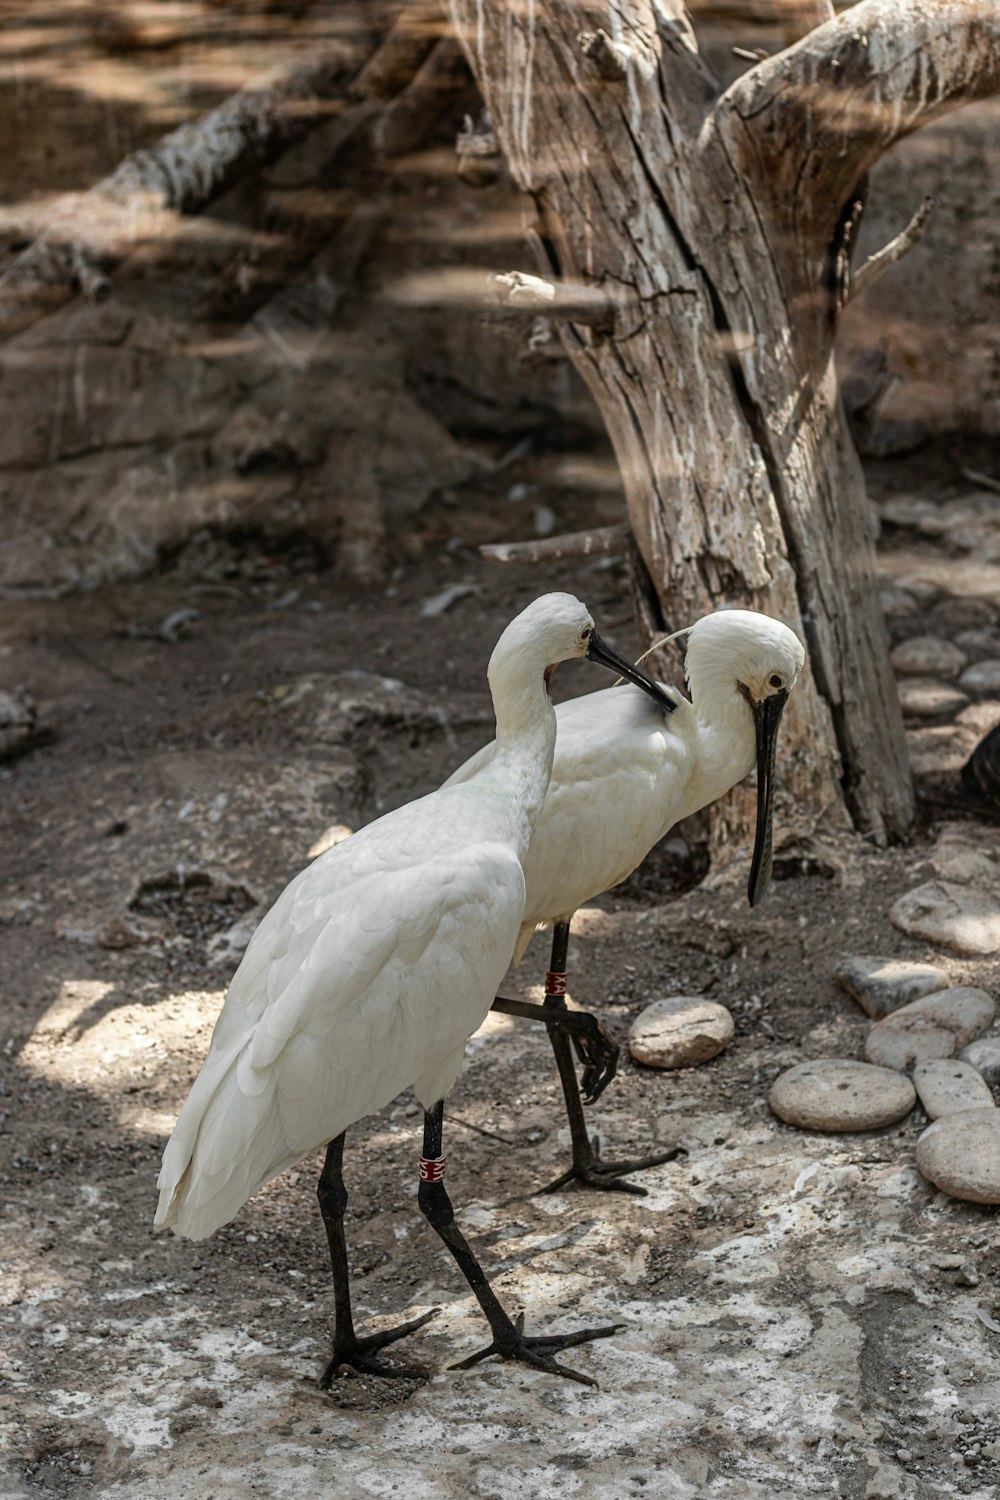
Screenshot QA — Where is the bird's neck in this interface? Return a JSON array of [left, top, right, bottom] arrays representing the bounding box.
[[688, 677, 757, 798], [488, 671, 557, 859]]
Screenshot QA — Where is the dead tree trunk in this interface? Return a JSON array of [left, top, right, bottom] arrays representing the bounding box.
[[449, 0, 1000, 849]]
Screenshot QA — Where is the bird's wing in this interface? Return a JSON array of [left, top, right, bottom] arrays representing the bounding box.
[[157, 811, 524, 1238], [447, 685, 693, 940]]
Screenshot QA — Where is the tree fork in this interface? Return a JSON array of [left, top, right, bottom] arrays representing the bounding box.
[[449, 0, 1000, 848]]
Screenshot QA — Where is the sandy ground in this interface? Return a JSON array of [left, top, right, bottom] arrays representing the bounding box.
[[3, 456, 1000, 1500]]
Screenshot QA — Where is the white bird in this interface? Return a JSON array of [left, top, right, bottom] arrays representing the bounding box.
[[445, 608, 806, 1193], [155, 591, 672, 1387]]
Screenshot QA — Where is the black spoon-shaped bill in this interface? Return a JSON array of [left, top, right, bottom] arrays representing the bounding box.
[[747, 687, 789, 908], [585, 629, 675, 714]]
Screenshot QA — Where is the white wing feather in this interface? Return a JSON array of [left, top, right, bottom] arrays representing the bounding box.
[[445, 684, 692, 954], [156, 792, 524, 1240]]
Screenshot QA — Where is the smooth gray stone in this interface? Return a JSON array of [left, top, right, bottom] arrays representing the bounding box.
[[769, 1059, 915, 1133], [890, 881, 1000, 956], [912, 1059, 995, 1119], [891, 636, 966, 679], [897, 679, 969, 719], [959, 1037, 1000, 1088], [865, 987, 996, 1072], [916, 1109, 1000, 1204], [834, 955, 950, 1020], [628, 996, 734, 1070], [960, 660, 1000, 694]]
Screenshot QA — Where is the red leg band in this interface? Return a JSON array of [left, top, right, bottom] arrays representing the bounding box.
[[419, 1155, 447, 1183], [545, 970, 568, 997]]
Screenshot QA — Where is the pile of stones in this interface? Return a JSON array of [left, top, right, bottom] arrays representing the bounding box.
[[770, 955, 1000, 1204], [625, 955, 1000, 1204]]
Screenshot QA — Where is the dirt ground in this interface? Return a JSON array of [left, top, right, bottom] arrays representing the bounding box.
[[2, 443, 1000, 1500]]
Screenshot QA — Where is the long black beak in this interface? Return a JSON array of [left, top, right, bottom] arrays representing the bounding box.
[[747, 688, 789, 907], [586, 629, 675, 713]]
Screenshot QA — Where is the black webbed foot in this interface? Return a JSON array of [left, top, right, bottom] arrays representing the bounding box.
[[318, 1308, 439, 1387], [450, 1311, 622, 1388], [546, 1007, 620, 1104], [538, 1135, 686, 1197]]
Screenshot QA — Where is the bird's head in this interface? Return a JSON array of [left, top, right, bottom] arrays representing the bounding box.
[[685, 609, 806, 909], [685, 609, 805, 708], [489, 593, 673, 710]]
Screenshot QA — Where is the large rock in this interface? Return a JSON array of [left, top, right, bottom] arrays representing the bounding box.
[[912, 1059, 995, 1119], [897, 679, 969, 719], [890, 881, 1000, 956], [865, 988, 996, 1071], [890, 636, 966, 678], [916, 1109, 1000, 1204], [833, 955, 950, 1020], [768, 1059, 915, 1133], [628, 997, 734, 1070]]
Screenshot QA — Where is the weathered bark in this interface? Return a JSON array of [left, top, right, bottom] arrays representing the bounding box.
[[448, 0, 1000, 847], [0, 47, 361, 340]]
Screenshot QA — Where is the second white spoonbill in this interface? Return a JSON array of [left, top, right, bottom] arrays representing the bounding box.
[[446, 608, 805, 1192], [154, 592, 672, 1387]]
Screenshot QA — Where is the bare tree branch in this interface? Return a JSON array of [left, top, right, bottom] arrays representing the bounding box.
[[480, 525, 628, 565], [375, 36, 471, 156], [0, 48, 360, 341], [387, 265, 622, 328], [352, 2, 444, 101], [848, 196, 934, 303], [729, 0, 1000, 220], [962, 467, 1000, 497]]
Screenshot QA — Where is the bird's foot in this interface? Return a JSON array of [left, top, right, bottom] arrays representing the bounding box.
[[547, 1008, 620, 1104], [450, 1311, 622, 1388], [538, 1136, 686, 1197], [318, 1307, 439, 1387]]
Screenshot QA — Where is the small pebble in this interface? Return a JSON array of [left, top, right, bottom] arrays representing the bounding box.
[[912, 1058, 995, 1118], [956, 1264, 981, 1287], [628, 996, 733, 1069], [768, 1059, 915, 1133], [916, 1109, 1000, 1204], [891, 636, 967, 679], [865, 988, 996, 1071], [960, 1036, 1000, 1087], [891, 881, 1000, 956], [833, 955, 949, 1020], [959, 660, 1000, 695], [897, 679, 969, 719]]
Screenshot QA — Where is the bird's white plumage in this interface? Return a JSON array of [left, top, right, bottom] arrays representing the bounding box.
[[156, 592, 598, 1241], [444, 608, 805, 959]]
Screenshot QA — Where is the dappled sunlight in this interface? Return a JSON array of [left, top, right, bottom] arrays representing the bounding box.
[[19, 976, 221, 1130]]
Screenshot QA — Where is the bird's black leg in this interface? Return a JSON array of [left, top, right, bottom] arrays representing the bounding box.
[[536, 920, 684, 1197], [317, 1131, 438, 1386], [417, 1100, 621, 1387]]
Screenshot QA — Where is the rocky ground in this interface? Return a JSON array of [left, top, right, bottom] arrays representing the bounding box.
[[2, 445, 1000, 1499]]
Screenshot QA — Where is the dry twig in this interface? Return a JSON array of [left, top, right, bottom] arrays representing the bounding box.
[[480, 524, 629, 566]]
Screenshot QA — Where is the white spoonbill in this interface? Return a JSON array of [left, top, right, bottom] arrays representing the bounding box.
[[155, 592, 672, 1387], [447, 608, 805, 1193]]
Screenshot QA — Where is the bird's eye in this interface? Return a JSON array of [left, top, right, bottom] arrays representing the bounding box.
[[769, 674, 783, 689], [581, 627, 592, 641]]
